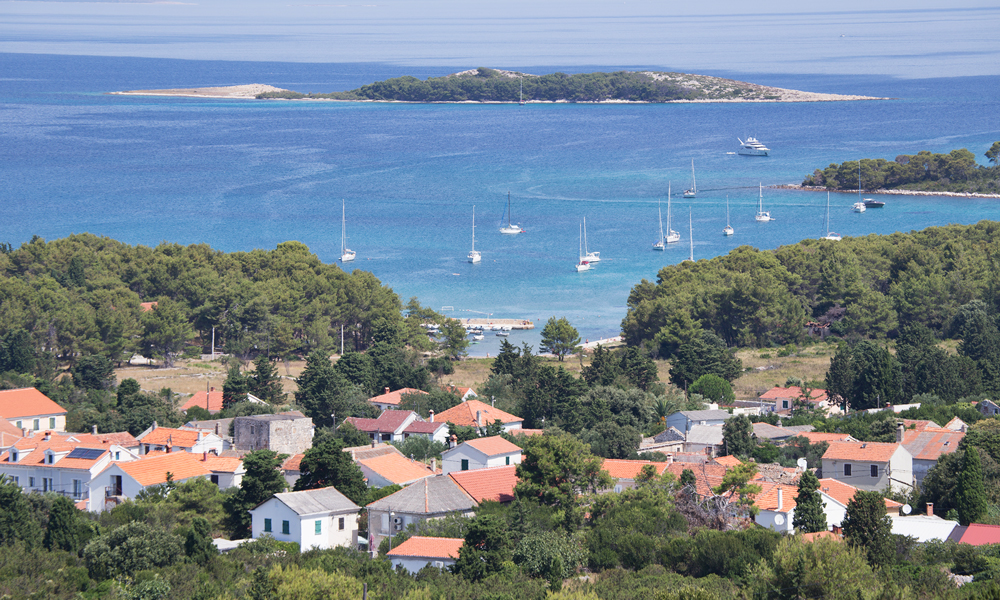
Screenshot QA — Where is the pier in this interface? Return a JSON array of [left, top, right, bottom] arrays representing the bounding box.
[[459, 318, 534, 330]]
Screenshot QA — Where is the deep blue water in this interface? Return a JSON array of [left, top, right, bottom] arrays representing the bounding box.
[[2, 53, 1000, 355]]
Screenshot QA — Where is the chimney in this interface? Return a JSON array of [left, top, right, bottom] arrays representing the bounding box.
[[896, 421, 904, 444], [385, 387, 390, 395], [152, 421, 158, 430], [885, 402, 891, 411], [92, 424, 98, 435], [210, 387, 215, 392], [927, 503, 934, 517], [198, 431, 204, 441], [431, 458, 437, 472], [43, 431, 51, 441], [667, 454, 674, 465], [832, 524, 842, 536], [449, 434, 458, 449], [777, 487, 783, 511], [22, 428, 28, 438], [429, 410, 434, 423], [215, 423, 221, 435], [203, 451, 208, 461], [476, 411, 482, 428]]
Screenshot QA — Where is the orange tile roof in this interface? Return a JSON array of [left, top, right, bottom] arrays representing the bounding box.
[[462, 436, 522, 456], [802, 530, 843, 543], [358, 453, 435, 485], [822, 441, 901, 463], [116, 452, 213, 486], [368, 388, 427, 407], [958, 523, 1000, 546], [282, 453, 305, 472], [204, 456, 243, 473], [434, 400, 522, 428], [902, 429, 964, 461], [753, 482, 799, 513], [70, 432, 139, 447], [2, 436, 109, 470], [0, 388, 67, 419], [664, 463, 728, 496], [180, 391, 225, 413], [450, 465, 519, 503], [818, 478, 902, 509], [901, 419, 941, 431], [713, 455, 743, 468], [387, 536, 464, 559], [790, 432, 856, 444], [759, 386, 829, 403], [601, 459, 669, 480], [511, 428, 545, 437], [140, 427, 213, 448]]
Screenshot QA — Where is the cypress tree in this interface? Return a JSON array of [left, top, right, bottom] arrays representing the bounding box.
[[792, 470, 827, 533], [222, 363, 249, 409], [250, 354, 285, 404], [956, 447, 988, 526], [842, 490, 893, 567]]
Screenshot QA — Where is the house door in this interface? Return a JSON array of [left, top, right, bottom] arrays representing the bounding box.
[[111, 475, 123, 496]]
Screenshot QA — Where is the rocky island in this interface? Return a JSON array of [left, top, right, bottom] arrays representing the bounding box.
[[115, 68, 887, 104]]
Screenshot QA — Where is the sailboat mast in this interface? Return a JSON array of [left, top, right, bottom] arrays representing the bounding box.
[[579, 222, 583, 260], [667, 182, 672, 231], [583, 217, 589, 255], [508, 191, 512, 226], [658, 200, 664, 239], [341, 200, 346, 254], [472, 205, 476, 251], [726, 195, 730, 226], [759, 183, 763, 213], [691, 159, 696, 193]]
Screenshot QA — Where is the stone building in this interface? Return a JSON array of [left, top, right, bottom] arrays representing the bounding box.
[[233, 412, 314, 456]]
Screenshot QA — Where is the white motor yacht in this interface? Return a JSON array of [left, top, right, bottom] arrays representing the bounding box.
[[738, 137, 770, 156]]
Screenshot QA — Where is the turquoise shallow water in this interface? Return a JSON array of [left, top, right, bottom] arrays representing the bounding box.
[[2, 54, 1000, 355]]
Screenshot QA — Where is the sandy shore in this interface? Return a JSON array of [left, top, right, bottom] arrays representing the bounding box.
[[778, 184, 1000, 199], [111, 84, 290, 98]]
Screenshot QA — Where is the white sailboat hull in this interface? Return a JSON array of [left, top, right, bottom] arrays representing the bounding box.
[[341, 251, 356, 262], [724, 226, 734, 236], [468, 250, 481, 263], [665, 231, 681, 244]]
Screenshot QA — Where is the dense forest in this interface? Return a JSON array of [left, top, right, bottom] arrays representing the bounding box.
[[257, 68, 760, 103], [801, 143, 1000, 194]]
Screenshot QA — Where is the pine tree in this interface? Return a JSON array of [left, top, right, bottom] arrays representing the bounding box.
[[722, 414, 755, 457], [792, 470, 826, 533], [44, 496, 84, 553], [223, 450, 287, 538], [250, 354, 285, 404], [222, 363, 249, 409], [956, 447, 988, 526], [293, 435, 368, 505]]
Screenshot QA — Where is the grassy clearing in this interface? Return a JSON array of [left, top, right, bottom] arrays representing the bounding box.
[[731, 343, 835, 401], [115, 358, 306, 399]]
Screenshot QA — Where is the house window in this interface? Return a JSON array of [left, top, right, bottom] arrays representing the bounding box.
[[43, 478, 53, 492], [315, 520, 322, 534], [9, 450, 16, 462], [461, 459, 469, 471], [211, 475, 220, 486], [506, 456, 510, 466], [73, 480, 82, 499], [15, 421, 22, 429], [33, 419, 40, 430], [264, 518, 272, 532], [11, 476, 18, 485], [381, 433, 391, 442], [870, 465, 878, 478], [49, 417, 56, 429], [250, 425, 255, 435], [339, 517, 345, 531], [47, 453, 54, 464], [844, 464, 852, 477], [281, 520, 290, 535], [782, 400, 789, 409], [29, 477, 35, 488], [115, 451, 120, 460]]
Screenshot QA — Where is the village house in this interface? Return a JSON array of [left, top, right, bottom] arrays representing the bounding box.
[[366, 475, 477, 550], [0, 387, 68, 432], [440, 436, 522, 475], [751, 422, 816, 444], [94, 451, 215, 511], [204, 456, 245, 488], [442, 385, 478, 402], [179, 387, 225, 414], [889, 504, 959, 542], [281, 453, 305, 487], [900, 425, 964, 487], [449, 465, 518, 503], [601, 458, 670, 493], [233, 412, 314, 455], [0, 419, 24, 451], [249, 487, 360, 551], [949, 523, 1000, 546], [759, 386, 841, 416], [978, 399, 1000, 417], [753, 482, 799, 533], [356, 448, 436, 488], [387, 536, 464, 573], [433, 400, 523, 433], [368, 387, 428, 411], [684, 424, 724, 456], [343, 410, 448, 444], [665, 409, 729, 435], [821, 439, 914, 493], [136, 423, 226, 455], [817, 478, 903, 528]]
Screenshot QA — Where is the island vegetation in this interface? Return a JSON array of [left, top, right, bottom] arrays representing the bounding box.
[[256, 67, 871, 104], [801, 142, 1000, 194]]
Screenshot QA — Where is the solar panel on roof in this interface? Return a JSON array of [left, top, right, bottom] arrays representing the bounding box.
[[66, 448, 105, 460]]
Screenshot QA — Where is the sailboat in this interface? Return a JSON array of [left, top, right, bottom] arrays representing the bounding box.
[[822, 191, 842, 241], [468, 205, 482, 263], [653, 198, 666, 250], [665, 183, 681, 243], [683, 159, 697, 198], [754, 183, 773, 222], [499, 191, 523, 234], [852, 163, 868, 212], [575, 222, 591, 272], [582, 217, 600, 263], [723, 195, 734, 236], [340, 200, 356, 262], [684, 209, 694, 263]]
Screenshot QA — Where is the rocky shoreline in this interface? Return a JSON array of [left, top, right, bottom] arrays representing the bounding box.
[[111, 84, 289, 98], [777, 184, 1000, 199]]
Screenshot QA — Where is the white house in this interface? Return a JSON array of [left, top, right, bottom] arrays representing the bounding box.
[[433, 400, 523, 433], [753, 482, 798, 533], [136, 424, 225, 455], [249, 487, 361, 551], [821, 441, 913, 493], [441, 436, 522, 475], [366, 475, 477, 550], [93, 451, 214, 511], [204, 456, 245, 489], [387, 536, 463, 573], [817, 477, 903, 527], [368, 388, 428, 412], [665, 410, 729, 434], [889, 513, 959, 542], [0, 387, 68, 432], [343, 410, 448, 444]]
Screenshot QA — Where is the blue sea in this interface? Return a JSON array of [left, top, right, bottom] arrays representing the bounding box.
[[2, 4, 1000, 355]]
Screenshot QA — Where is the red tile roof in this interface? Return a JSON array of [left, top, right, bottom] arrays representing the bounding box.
[[753, 482, 798, 513], [204, 456, 244, 473], [462, 436, 521, 457], [822, 441, 901, 463], [140, 427, 213, 448], [901, 420, 941, 431], [70, 432, 139, 447], [2, 436, 111, 470], [713, 455, 743, 468], [902, 429, 964, 461], [180, 391, 225, 413], [511, 428, 545, 437], [818, 478, 902, 509], [358, 453, 435, 485], [344, 410, 417, 434], [282, 453, 305, 472], [434, 400, 522, 428], [601, 459, 669, 480], [802, 530, 843, 543], [759, 386, 829, 404], [139, 301, 158, 312], [789, 432, 857, 444], [404, 421, 446, 435], [450, 465, 518, 503], [387, 536, 464, 559], [958, 523, 1000, 546], [116, 452, 213, 486], [0, 388, 67, 419], [664, 463, 728, 496], [368, 388, 427, 407]]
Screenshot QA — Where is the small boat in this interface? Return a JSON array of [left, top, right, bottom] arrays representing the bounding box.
[[822, 191, 842, 241], [496, 331, 510, 337], [468, 205, 481, 263], [864, 199, 886, 208], [576, 222, 591, 272], [856, 162, 876, 210], [499, 191, 523, 234], [582, 217, 600, 263], [340, 200, 356, 262], [755, 183, 773, 222], [738, 137, 770, 156], [472, 334, 484, 341], [683, 159, 697, 198], [723, 195, 734, 236], [653, 198, 666, 250], [852, 201, 867, 213], [665, 183, 681, 243]]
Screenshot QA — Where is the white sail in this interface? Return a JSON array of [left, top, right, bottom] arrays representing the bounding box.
[[724, 195, 734, 236], [683, 159, 697, 198], [583, 217, 600, 262], [499, 191, 523, 234], [340, 200, 356, 262], [468, 205, 482, 262], [755, 183, 773, 222], [665, 182, 680, 243]]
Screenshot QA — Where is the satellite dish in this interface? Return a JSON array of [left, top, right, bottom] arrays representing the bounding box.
[[774, 514, 785, 525], [902, 504, 912, 515]]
